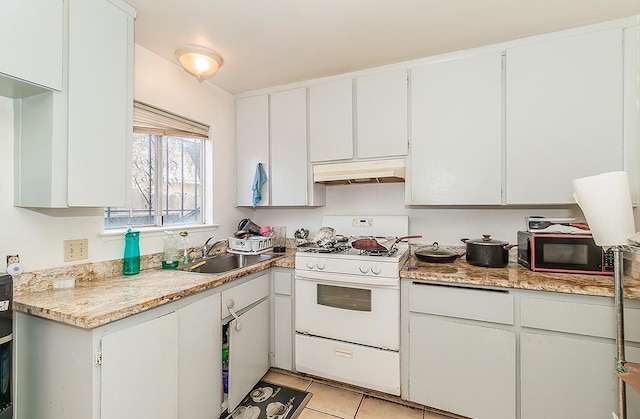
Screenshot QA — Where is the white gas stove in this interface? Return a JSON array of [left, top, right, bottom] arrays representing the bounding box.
[[295, 215, 410, 278], [294, 215, 414, 396]]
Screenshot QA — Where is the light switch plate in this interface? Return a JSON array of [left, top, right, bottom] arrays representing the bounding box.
[[64, 239, 88, 262]]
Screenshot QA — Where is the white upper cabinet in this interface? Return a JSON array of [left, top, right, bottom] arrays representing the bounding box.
[[0, 0, 64, 96], [356, 69, 408, 159], [309, 78, 353, 162], [235, 90, 326, 207], [235, 95, 270, 207], [505, 28, 626, 204], [271, 87, 325, 206], [408, 52, 503, 205], [14, 0, 135, 208], [67, 0, 134, 206]]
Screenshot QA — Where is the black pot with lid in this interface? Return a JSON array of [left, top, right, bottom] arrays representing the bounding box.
[[461, 235, 516, 268]]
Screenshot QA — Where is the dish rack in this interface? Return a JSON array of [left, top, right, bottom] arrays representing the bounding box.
[[227, 236, 272, 254]]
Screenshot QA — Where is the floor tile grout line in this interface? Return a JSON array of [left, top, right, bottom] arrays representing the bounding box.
[[353, 393, 365, 419]]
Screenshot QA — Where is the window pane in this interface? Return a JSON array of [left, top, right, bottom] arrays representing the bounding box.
[[105, 133, 156, 228], [105, 134, 204, 229], [162, 136, 202, 225]]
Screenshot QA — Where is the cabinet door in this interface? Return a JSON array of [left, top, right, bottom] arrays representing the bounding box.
[[271, 88, 309, 206], [409, 52, 502, 204], [228, 299, 270, 411], [520, 332, 640, 418], [0, 0, 63, 93], [505, 28, 623, 204], [408, 314, 516, 419], [356, 69, 408, 159], [271, 269, 293, 370], [101, 313, 178, 419], [67, 0, 133, 206], [309, 78, 353, 162], [236, 95, 270, 207], [178, 293, 222, 419]]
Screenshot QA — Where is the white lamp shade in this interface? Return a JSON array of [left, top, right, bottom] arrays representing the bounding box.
[[175, 45, 223, 82]]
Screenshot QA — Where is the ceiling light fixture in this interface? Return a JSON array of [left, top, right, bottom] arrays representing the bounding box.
[[175, 45, 223, 82]]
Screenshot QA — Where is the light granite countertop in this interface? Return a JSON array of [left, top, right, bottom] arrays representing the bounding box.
[[13, 252, 295, 329], [401, 252, 640, 299], [14, 246, 640, 331]]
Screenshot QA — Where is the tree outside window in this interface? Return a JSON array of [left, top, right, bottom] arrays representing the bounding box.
[[105, 133, 204, 229]]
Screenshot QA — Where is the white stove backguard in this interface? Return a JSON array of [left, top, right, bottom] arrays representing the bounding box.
[[321, 215, 409, 238]]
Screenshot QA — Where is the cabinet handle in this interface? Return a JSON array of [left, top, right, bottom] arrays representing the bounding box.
[[227, 300, 242, 331], [334, 348, 353, 359]]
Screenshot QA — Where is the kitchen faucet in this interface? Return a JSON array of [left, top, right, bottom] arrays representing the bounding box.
[[202, 236, 227, 258]]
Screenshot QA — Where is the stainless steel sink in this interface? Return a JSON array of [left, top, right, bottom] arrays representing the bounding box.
[[180, 253, 274, 274]]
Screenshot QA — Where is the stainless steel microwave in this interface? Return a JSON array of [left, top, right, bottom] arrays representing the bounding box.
[[517, 231, 614, 275]]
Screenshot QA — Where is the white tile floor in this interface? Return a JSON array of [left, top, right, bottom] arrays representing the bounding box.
[[262, 369, 463, 419]]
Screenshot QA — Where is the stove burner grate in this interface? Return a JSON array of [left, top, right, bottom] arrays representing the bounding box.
[[359, 248, 398, 257], [300, 244, 351, 254]]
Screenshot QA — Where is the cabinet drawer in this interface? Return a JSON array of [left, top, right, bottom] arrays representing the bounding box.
[[295, 334, 400, 395], [221, 274, 269, 319], [521, 297, 640, 342], [409, 282, 514, 325]]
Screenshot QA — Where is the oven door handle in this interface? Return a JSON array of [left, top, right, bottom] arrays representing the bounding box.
[[294, 270, 399, 288]]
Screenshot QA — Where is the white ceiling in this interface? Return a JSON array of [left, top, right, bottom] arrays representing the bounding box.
[[126, 0, 640, 94]]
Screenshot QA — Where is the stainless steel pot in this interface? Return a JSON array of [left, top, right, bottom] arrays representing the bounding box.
[[461, 235, 516, 268]]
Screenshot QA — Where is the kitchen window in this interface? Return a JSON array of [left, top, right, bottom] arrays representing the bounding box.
[[104, 102, 210, 229]]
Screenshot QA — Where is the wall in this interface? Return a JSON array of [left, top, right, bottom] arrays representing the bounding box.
[[1, 41, 637, 274], [253, 183, 589, 245], [0, 45, 248, 273]]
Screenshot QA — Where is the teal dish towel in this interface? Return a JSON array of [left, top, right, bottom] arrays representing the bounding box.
[[252, 163, 267, 207]]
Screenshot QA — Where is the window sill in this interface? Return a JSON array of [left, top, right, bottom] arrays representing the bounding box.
[[99, 224, 220, 241]]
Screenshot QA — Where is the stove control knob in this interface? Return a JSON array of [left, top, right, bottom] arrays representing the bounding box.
[[306, 260, 315, 269], [316, 261, 326, 270], [359, 265, 369, 274], [371, 266, 382, 275]]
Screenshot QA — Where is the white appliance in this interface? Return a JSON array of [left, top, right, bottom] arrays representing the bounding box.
[[294, 216, 410, 395]]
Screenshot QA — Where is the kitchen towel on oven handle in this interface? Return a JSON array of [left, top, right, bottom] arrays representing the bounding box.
[[252, 162, 267, 207]]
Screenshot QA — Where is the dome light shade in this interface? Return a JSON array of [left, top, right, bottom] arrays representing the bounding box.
[[175, 45, 223, 82]]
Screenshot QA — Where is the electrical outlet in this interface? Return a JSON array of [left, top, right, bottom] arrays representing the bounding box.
[[64, 239, 88, 262], [6, 255, 19, 265]]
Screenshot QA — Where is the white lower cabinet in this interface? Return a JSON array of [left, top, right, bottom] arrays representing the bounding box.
[[100, 313, 179, 419], [14, 289, 221, 419], [221, 272, 271, 412], [178, 293, 222, 418], [520, 332, 640, 419], [403, 284, 640, 418], [519, 295, 640, 419], [408, 316, 516, 419], [271, 268, 294, 370], [15, 271, 273, 419], [405, 282, 516, 419]]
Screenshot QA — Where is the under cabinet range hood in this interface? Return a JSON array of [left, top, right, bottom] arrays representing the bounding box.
[[313, 158, 405, 185]]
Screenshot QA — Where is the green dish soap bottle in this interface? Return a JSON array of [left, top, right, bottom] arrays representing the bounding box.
[[123, 228, 140, 275], [162, 231, 179, 269]]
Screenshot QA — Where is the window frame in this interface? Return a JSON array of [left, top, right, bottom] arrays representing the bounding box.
[[103, 102, 211, 232]]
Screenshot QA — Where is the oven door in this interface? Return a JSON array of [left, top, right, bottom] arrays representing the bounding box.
[[295, 271, 399, 350]]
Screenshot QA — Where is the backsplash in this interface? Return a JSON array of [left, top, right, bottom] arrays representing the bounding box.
[[12, 241, 640, 293], [13, 243, 228, 293]]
